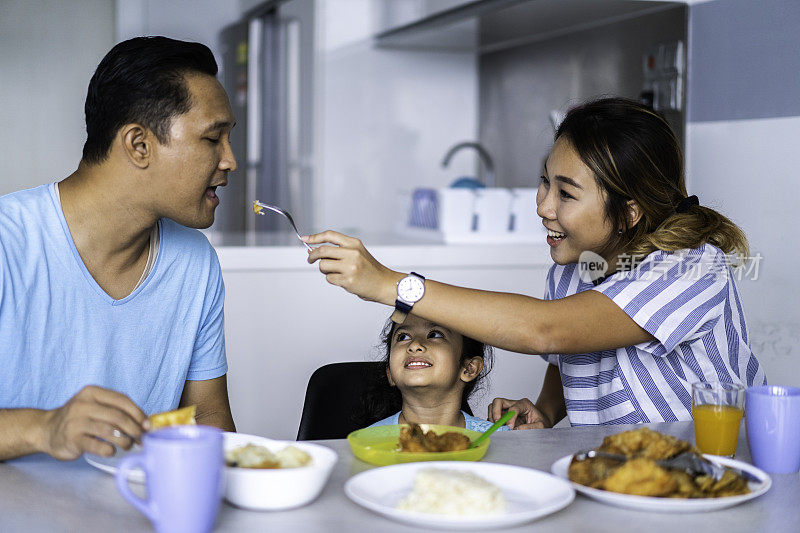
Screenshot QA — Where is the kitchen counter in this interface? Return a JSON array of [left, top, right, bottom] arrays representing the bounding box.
[[214, 235, 552, 271]]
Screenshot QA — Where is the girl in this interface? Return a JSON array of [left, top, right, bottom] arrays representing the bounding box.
[[305, 97, 766, 428], [366, 314, 508, 432]]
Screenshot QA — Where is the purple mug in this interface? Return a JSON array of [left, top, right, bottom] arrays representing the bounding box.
[[745, 385, 800, 474], [116, 425, 224, 533]]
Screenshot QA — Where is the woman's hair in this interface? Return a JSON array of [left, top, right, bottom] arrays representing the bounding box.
[[555, 97, 749, 263], [359, 318, 494, 423]]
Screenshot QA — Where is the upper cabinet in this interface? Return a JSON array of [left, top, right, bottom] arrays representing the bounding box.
[[375, 0, 684, 52]]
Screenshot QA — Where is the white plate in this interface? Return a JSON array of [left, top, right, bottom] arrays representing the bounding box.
[[551, 454, 771, 513], [85, 444, 145, 484], [344, 461, 574, 530]]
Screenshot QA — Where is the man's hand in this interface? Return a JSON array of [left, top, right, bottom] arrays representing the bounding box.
[[40, 386, 148, 460], [488, 397, 551, 429]]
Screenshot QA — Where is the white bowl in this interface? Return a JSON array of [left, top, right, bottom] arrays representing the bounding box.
[[223, 432, 337, 511]]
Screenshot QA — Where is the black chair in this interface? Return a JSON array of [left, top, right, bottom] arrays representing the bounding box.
[[296, 361, 473, 441]]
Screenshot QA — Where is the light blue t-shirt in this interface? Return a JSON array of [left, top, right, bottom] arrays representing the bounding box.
[[370, 410, 511, 433], [0, 184, 227, 415]]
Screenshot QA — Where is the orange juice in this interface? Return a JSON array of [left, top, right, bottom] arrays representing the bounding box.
[[692, 404, 743, 456]]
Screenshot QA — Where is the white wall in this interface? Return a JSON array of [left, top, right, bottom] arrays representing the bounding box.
[[687, 116, 800, 386], [114, 0, 243, 77], [0, 0, 115, 196], [685, 0, 800, 386]]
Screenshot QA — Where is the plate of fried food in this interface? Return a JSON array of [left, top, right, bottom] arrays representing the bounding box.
[[347, 423, 488, 466], [550, 427, 771, 512]]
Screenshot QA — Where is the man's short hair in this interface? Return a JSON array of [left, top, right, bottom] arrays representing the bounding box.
[[81, 36, 218, 164]]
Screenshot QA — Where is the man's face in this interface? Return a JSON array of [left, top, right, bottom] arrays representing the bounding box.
[[149, 73, 236, 229]]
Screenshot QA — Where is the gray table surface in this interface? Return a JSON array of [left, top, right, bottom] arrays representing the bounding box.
[[1, 422, 797, 532]]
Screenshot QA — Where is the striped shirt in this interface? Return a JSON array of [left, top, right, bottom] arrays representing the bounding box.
[[542, 244, 766, 426]]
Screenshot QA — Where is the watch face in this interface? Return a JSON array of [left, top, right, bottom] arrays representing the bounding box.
[[398, 275, 425, 303]]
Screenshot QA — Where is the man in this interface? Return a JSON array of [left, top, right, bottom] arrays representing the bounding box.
[[0, 36, 237, 461]]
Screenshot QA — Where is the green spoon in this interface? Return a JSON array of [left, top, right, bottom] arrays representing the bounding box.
[[469, 410, 516, 449]]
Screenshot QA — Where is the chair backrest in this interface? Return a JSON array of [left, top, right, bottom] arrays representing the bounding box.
[[296, 361, 473, 441]]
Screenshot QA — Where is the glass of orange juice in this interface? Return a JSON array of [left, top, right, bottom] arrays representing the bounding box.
[[692, 381, 745, 456]]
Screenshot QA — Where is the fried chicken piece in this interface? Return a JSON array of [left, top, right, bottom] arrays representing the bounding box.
[[599, 427, 692, 460], [399, 423, 470, 452], [435, 432, 470, 452], [704, 470, 750, 497], [600, 458, 678, 497], [399, 424, 432, 452], [568, 457, 621, 488]]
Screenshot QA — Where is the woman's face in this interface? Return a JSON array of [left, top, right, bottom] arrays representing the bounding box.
[[536, 137, 616, 265], [387, 316, 475, 394]]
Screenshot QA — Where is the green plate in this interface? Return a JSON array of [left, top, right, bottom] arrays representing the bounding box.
[[347, 424, 489, 466]]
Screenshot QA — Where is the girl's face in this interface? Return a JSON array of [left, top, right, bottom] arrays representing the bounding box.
[[536, 137, 616, 265], [386, 315, 481, 393]]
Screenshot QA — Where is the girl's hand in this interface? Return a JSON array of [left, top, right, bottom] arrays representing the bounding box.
[[303, 230, 400, 304], [488, 397, 551, 429]]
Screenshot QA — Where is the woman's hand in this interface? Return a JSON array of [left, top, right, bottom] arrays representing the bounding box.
[[303, 231, 401, 304], [488, 397, 552, 429]]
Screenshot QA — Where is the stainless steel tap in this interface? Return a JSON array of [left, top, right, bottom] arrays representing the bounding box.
[[440, 141, 496, 188]]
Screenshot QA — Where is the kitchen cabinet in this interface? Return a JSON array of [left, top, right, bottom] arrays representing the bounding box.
[[375, 0, 684, 53]]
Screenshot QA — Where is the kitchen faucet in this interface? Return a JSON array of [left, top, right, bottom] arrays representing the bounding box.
[[440, 141, 496, 188]]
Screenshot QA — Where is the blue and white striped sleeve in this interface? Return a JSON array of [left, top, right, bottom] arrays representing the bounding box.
[[592, 245, 730, 356]]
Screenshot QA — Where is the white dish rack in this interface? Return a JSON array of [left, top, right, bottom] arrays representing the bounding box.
[[403, 187, 546, 244]]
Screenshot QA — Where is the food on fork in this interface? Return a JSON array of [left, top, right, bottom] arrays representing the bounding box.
[[148, 405, 197, 430], [398, 423, 471, 453], [568, 427, 750, 498], [396, 468, 507, 515], [253, 200, 264, 215], [225, 444, 312, 469]]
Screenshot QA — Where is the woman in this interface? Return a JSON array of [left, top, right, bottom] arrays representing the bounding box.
[[303, 97, 766, 428]]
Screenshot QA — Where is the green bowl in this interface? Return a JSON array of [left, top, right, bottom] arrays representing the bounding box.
[[347, 424, 489, 466]]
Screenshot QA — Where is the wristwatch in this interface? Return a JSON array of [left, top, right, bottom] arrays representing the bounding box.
[[390, 272, 426, 324]]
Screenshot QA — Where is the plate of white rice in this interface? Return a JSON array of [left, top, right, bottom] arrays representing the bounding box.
[[344, 461, 574, 530]]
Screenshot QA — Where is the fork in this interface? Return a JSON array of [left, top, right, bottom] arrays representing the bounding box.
[[573, 449, 760, 482], [252, 201, 312, 251]]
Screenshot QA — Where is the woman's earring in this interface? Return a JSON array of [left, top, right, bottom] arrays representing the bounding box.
[[618, 229, 623, 235]]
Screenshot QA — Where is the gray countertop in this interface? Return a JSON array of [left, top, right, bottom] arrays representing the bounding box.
[[2, 422, 797, 532]]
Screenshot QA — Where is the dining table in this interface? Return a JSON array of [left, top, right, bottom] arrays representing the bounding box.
[[1, 421, 797, 532]]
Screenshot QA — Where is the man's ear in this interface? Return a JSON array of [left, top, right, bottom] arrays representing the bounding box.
[[120, 124, 151, 169], [460, 357, 484, 384], [385, 365, 396, 387], [626, 199, 643, 228]]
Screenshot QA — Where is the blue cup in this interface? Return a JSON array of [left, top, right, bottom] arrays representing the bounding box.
[[745, 385, 800, 474], [116, 425, 224, 533]]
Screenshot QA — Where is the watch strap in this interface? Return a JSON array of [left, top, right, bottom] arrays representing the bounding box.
[[390, 300, 413, 324]]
